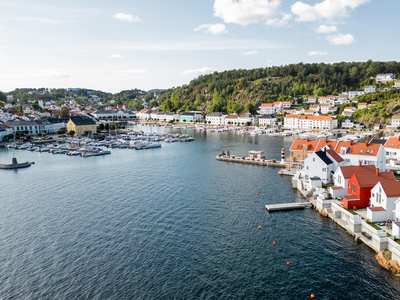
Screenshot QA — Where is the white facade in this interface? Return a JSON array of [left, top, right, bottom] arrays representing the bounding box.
[[391, 117, 400, 128], [206, 113, 227, 125], [376, 73, 395, 82], [283, 115, 300, 129], [338, 145, 386, 171], [369, 182, 400, 221], [364, 86, 376, 94], [302, 151, 341, 184], [348, 91, 365, 99], [258, 115, 277, 127], [257, 104, 276, 115]]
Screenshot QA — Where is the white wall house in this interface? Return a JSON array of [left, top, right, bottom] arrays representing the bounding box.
[[257, 103, 276, 115], [384, 137, 400, 164], [364, 86, 376, 94], [341, 119, 364, 129], [348, 91, 365, 99], [206, 112, 227, 125], [237, 113, 257, 125], [376, 73, 395, 82], [342, 107, 357, 117], [304, 97, 317, 104], [391, 116, 400, 128], [337, 141, 386, 171], [258, 115, 277, 127], [393, 80, 400, 89], [225, 115, 239, 126], [283, 115, 300, 129], [302, 149, 344, 184], [368, 181, 400, 222]]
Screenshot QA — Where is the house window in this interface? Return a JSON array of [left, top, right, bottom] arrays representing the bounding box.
[[313, 158, 315, 162], [306, 166, 309, 170], [360, 149, 363, 153], [352, 183, 356, 194], [370, 150, 373, 154], [322, 168, 326, 171]]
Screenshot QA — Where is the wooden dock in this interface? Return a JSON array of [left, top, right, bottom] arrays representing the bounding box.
[[265, 202, 311, 212], [216, 155, 287, 168]]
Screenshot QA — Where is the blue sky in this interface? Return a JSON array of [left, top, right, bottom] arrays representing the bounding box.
[[0, 0, 398, 93]]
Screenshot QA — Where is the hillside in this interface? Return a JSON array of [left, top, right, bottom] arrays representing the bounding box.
[[157, 60, 400, 114]]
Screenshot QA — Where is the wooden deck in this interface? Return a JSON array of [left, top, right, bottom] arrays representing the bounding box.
[[265, 202, 311, 212]]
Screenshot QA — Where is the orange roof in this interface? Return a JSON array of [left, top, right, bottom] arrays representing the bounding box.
[[344, 107, 355, 110], [285, 115, 300, 119], [321, 104, 330, 107], [352, 171, 396, 188], [384, 137, 400, 148], [380, 181, 400, 197], [336, 141, 381, 156], [261, 103, 274, 107], [282, 101, 291, 104], [273, 101, 281, 104], [289, 139, 339, 152], [299, 115, 334, 120], [338, 165, 376, 179]]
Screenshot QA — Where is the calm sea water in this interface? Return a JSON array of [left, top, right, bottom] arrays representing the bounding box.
[[1, 126, 400, 299]]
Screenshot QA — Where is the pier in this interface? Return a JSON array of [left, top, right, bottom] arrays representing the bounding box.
[[265, 202, 311, 212], [216, 153, 287, 168]]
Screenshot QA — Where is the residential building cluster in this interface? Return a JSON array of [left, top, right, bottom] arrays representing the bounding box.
[[290, 136, 400, 237]]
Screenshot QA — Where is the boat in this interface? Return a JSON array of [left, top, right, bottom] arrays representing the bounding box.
[[0, 157, 32, 169]]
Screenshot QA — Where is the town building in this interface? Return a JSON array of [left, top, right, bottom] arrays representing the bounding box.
[[376, 73, 395, 82], [67, 116, 96, 136], [364, 86, 376, 94], [205, 112, 228, 125], [368, 181, 400, 222], [258, 115, 277, 127]]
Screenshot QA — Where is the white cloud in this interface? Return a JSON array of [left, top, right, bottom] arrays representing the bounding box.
[[124, 69, 148, 74], [35, 72, 71, 78], [182, 67, 214, 76], [113, 13, 140, 23], [267, 59, 273, 63], [314, 25, 337, 34], [0, 26, 6, 30], [291, 0, 370, 22], [213, 0, 290, 27], [110, 54, 122, 58], [326, 33, 355, 45], [194, 23, 227, 35], [308, 51, 328, 56], [243, 50, 259, 56]]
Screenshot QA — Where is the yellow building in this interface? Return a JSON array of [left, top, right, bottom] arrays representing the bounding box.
[[67, 116, 96, 136]]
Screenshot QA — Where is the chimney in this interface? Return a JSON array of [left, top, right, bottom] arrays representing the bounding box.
[[359, 161, 362, 166], [350, 140, 352, 145], [325, 137, 328, 142], [306, 137, 309, 142], [376, 168, 379, 176], [365, 140, 368, 146]]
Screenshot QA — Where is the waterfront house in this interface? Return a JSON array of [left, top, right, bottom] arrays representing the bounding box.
[[179, 111, 203, 123], [298, 115, 337, 130], [368, 181, 400, 222], [237, 113, 257, 125], [0, 124, 13, 141], [258, 114, 276, 127], [206, 112, 228, 125], [341, 119, 364, 129], [4, 120, 44, 136], [302, 147, 345, 184], [224, 114, 239, 126], [67, 116, 96, 136], [343, 169, 396, 209], [384, 136, 400, 165]]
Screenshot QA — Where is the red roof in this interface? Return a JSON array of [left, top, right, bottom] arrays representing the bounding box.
[[352, 171, 396, 188], [384, 137, 400, 149], [380, 181, 400, 197], [338, 165, 376, 179], [369, 206, 386, 212]]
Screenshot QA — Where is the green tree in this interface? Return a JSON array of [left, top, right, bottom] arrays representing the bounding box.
[[60, 106, 70, 118], [68, 130, 75, 136], [57, 128, 66, 135]]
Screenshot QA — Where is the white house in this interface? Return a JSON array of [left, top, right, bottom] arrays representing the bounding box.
[[393, 80, 400, 89], [304, 97, 317, 104], [348, 91, 365, 99], [237, 113, 257, 125], [309, 104, 320, 112], [206, 112, 228, 125], [358, 102, 368, 109], [368, 181, 400, 222], [282, 101, 292, 109], [257, 103, 276, 115], [224, 114, 239, 126], [364, 86, 376, 94], [258, 115, 277, 127], [341, 119, 364, 129], [384, 136, 400, 164], [337, 140, 386, 171], [331, 164, 377, 198], [342, 107, 357, 117], [302, 148, 345, 184], [320, 104, 331, 114], [283, 115, 300, 129], [391, 116, 400, 128], [376, 73, 395, 82]]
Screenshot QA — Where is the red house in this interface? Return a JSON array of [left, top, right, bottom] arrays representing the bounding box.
[[343, 169, 396, 209]]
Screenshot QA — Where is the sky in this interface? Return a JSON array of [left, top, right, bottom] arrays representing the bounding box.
[[0, 0, 399, 93]]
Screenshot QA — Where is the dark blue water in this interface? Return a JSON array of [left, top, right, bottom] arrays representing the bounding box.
[[1, 127, 399, 299]]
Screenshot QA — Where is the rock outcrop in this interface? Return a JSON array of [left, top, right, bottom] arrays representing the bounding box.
[[376, 250, 400, 275]]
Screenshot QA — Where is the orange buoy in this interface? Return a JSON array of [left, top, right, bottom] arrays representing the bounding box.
[[256, 193, 259, 195], [287, 262, 290, 265], [258, 226, 261, 229], [273, 242, 276, 246], [311, 294, 315, 299], [261, 178, 263, 181]]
